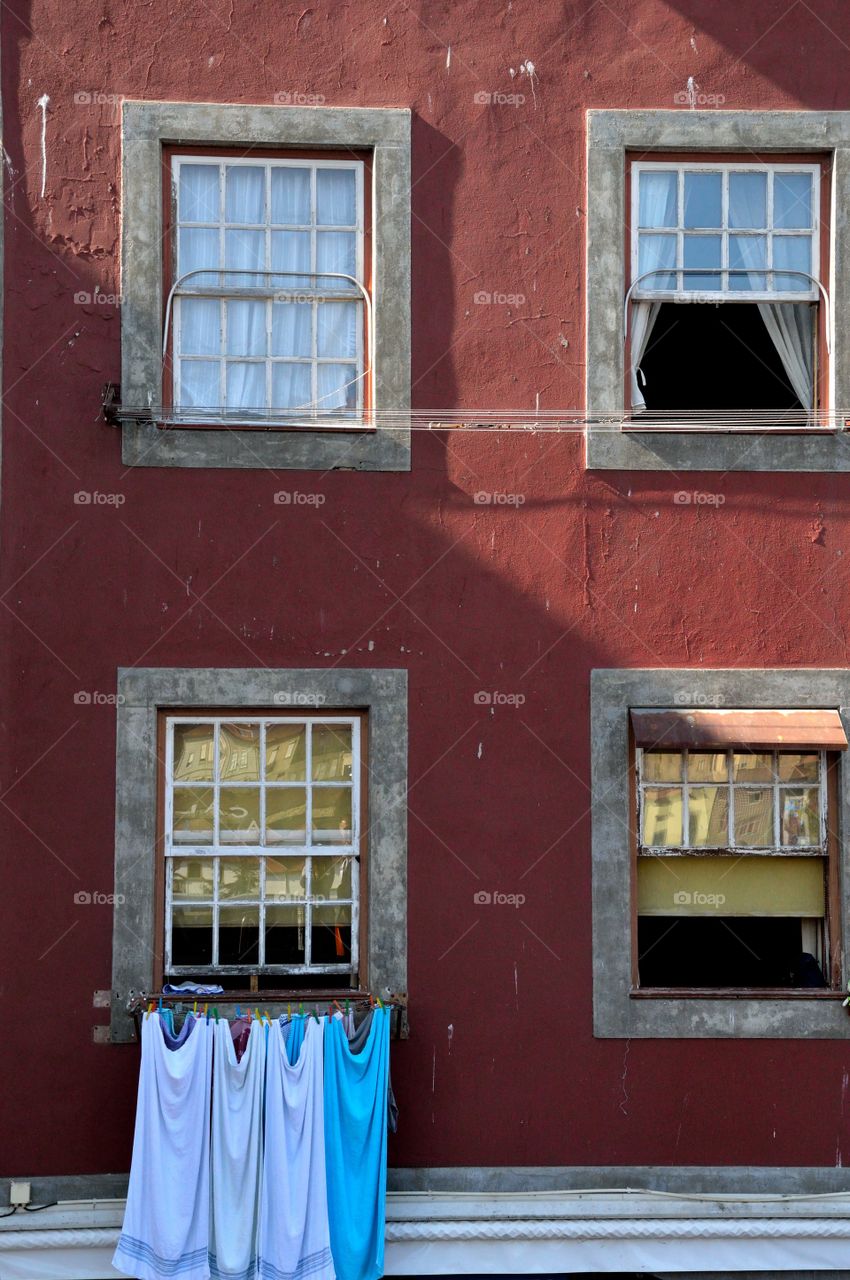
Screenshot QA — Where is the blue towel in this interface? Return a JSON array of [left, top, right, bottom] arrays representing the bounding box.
[[283, 1013, 306, 1065], [324, 1006, 390, 1280]]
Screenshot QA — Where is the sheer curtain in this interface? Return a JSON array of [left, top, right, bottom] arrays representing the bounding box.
[[631, 171, 675, 413], [226, 300, 266, 411], [630, 300, 662, 412], [757, 302, 814, 410]]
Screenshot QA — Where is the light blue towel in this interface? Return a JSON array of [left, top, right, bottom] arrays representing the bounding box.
[[283, 1013, 306, 1065], [324, 1006, 391, 1280]]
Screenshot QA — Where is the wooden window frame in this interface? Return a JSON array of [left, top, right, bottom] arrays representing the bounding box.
[[154, 707, 369, 993]]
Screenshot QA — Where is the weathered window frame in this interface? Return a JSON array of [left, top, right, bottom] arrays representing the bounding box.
[[120, 101, 411, 470], [591, 668, 850, 1038], [585, 110, 850, 471], [110, 667, 407, 1042]]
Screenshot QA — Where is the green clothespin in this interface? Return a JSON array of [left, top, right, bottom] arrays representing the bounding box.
[[213, 1006, 219, 1022]]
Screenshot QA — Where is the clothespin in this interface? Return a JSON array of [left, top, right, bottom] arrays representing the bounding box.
[[204, 1003, 209, 1022], [369, 992, 374, 1008], [287, 1003, 292, 1018], [299, 1002, 304, 1017], [193, 1000, 198, 1016], [236, 1006, 241, 1019], [146, 1000, 154, 1020], [158, 995, 163, 1012], [213, 1006, 219, 1022], [377, 996, 383, 1009], [345, 998, 350, 1015], [255, 1007, 262, 1023]]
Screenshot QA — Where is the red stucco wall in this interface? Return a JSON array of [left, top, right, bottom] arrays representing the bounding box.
[[3, 0, 850, 1176]]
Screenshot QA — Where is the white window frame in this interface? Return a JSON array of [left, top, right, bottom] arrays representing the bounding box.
[[630, 161, 821, 304], [170, 155, 368, 426], [163, 713, 361, 979]]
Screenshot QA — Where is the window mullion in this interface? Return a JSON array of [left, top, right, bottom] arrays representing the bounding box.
[[682, 749, 689, 846]]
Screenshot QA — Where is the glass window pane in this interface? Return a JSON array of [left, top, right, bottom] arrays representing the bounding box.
[[224, 228, 265, 287], [266, 724, 307, 781], [312, 856, 352, 901], [219, 857, 261, 900], [271, 230, 312, 289], [265, 904, 305, 965], [180, 298, 221, 356], [266, 787, 307, 844], [179, 227, 219, 287], [637, 233, 676, 290], [729, 234, 767, 292], [684, 171, 722, 228], [226, 363, 266, 412], [219, 787, 261, 843], [312, 725, 353, 780], [733, 752, 774, 782], [172, 858, 214, 899], [773, 235, 811, 292], [774, 172, 812, 229], [179, 164, 219, 223], [266, 856, 307, 901], [733, 787, 774, 846], [683, 234, 721, 291], [312, 903, 352, 964], [272, 364, 312, 412], [317, 363, 357, 413], [642, 788, 683, 846], [225, 165, 265, 224], [729, 172, 767, 228], [317, 169, 357, 225], [312, 786, 353, 844], [271, 167, 311, 224], [638, 170, 677, 228], [317, 301, 357, 359], [272, 301, 312, 358], [219, 906, 259, 965], [172, 786, 214, 843], [316, 230, 356, 280], [173, 724, 215, 781], [777, 753, 819, 782], [688, 753, 727, 783], [688, 786, 729, 846], [171, 905, 213, 966], [225, 301, 267, 357], [781, 788, 821, 846], [641, 752, 682, 782], [179, 361, 220, 411]]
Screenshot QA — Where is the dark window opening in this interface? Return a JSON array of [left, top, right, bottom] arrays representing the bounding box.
[[637, 916, 827, 988], [638, 302, 808, 414]]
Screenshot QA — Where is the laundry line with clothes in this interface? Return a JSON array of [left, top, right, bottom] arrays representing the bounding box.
[[113, 999, 396, 1280]]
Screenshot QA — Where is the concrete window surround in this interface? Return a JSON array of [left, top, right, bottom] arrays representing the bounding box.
[[591, 668, 850, 1038], [110, 667, 407, 1042], [120, 101, 411, 471], [585, 110, 850, 472]]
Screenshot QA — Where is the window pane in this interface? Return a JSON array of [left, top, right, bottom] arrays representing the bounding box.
[[773, 235, 811, 292], [179, 164, 219, 223], [225, 165, 265, 224], [774, 172, 812, 229], [688, 753, 727, 783], [172, 786, 214, 843], [226, 363, 266, 412], [219, 787, 261, 843], [683, 234, 721, 291], [729, 171, 767, 228], [316, 230, 356, 280], [638, 854, 825, 916], [684, 171, 722, 228], [265, 904, 305, 964], [733, 787, 774, 846], [219, 857, 261, 900], [312, 786, 353, 843], [641, 751, 682, 782], [219, 906, 259, 965], [688, 786, 729, 846], [642, 788, 683, 845], [179, 227, 219, 287], [225, 301, 267, 357], [265, 856, 306, 900], [312, 855, 352, 900], [317, 363, 357, 413], [171, 905, 213, 966], [729, 234, 767, 291], [733, 752, 774, 782], [781, 788, 820, 846], [172, 858, 214, 899], [637, 233, 676, 290], [638, 170, 677, 228], [778, 753, 819, 782], [312, 725, 353, 781], [316, 168, 357, 225], [272, 301, 312, 358], [271, 230, 312, 289], [224, 228, 265, 287], [272, 363, 312, 411], [180, 298, 220, 355], [173, 723, 215, 782], [271, 167, 311, 224], [179, 361, 220, 410], [266, 787, 307, 843], [317, 301, 357, 359], [265, 723, 307, 781], [312, 903, 352, 963]]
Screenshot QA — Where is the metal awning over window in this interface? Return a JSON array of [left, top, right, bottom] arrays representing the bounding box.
[[630, 707, 848, 751]]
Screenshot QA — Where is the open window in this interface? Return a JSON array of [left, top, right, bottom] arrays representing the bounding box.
[[631, 708, 846, 993], [628, 160, 826, 421]]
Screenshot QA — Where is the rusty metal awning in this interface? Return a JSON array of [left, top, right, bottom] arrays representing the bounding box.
[[631, 708, 848, 751]]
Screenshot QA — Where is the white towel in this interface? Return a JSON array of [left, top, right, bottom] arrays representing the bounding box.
[[258, 1016, 334, 1280], [113, 1013, 214, 1280], [210, 1019, 266, 1280]]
